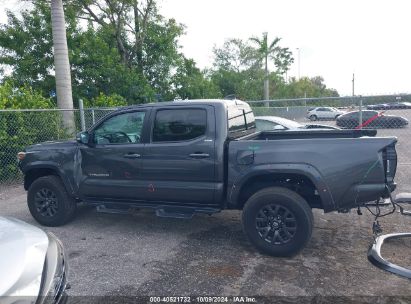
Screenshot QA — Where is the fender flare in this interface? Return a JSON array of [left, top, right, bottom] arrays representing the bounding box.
[[23, 162, 75, 196], [228, 163, 336, 212]]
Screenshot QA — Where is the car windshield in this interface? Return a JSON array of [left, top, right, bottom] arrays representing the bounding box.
[[256, 117, 303, 129]]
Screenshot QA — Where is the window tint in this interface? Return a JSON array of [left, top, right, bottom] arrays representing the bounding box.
[[363, 111, 378, 118], [94, 111, 145, 144], [153, 109, 206, 142], [228, 109, 256, 133]]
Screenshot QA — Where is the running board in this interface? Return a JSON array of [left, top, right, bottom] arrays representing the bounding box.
[[94, 203, 220, 219], [156, 207, 195, 219]]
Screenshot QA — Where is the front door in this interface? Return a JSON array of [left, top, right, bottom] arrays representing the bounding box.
[[79, 110, 148, 201], [141, 106, 216, 205]]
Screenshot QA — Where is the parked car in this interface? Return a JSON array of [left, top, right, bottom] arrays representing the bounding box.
[[19, 99, 398, 256], [336, 110, 409, 129], [366, 104, 390, 110], [306, 107, 345, 121], [255, 116, 340, 131], [0, 217, 68, 303], [386, 102, 411, 109]]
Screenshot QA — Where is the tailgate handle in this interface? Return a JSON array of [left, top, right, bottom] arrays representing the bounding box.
[[124, 153, 141, 159], [189, 153, 210, 159]]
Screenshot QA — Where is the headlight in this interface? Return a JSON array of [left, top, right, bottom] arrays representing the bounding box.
[[37, 233, 68, 304]]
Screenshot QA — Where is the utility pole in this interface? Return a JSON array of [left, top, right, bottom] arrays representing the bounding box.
[[263, 32, 269, 105], [297, 48, 301, 80], [352, 73, 355, 96]]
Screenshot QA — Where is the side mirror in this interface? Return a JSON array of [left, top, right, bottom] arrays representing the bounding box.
[[273, 125, 286, 130], [76, 131, 90, 145]]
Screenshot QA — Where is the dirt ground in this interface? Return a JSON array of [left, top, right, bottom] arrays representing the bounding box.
[[1, 184, 410, 303]]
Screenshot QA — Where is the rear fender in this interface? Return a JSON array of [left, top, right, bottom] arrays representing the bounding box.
[[228, 163, 335, 212]]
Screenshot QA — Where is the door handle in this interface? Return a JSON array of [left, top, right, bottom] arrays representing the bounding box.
[[189, 153, 210, 159], [124, 153, 141, 159]]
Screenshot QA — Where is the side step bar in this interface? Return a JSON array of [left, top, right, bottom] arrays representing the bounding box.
[[94, 202, 221, 219]]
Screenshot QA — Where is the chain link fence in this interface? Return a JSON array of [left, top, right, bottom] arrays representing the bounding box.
[[0, 107, 115, 186], [1, 94, 411, 193]]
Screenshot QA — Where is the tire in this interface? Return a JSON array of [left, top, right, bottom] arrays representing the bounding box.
[[242, 187, 313, 257], [335, 114, 341, 120], [309, 115, 318, 121], [27, 175, 77, 227]]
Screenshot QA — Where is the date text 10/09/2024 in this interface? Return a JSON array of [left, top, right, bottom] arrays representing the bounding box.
[[149, 297, 257, 303]]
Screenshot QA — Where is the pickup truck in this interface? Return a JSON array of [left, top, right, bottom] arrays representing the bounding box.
[[18, 99, 398, 256]]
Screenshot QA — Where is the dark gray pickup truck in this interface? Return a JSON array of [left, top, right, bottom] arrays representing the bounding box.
[[18, 99, 398, 256]]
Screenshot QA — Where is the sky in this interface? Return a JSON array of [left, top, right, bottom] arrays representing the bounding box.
[[1, 0, 410, 96], [157, 0, 411, 96]]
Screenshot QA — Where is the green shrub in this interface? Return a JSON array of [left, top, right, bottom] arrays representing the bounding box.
[[0, 82, 65, 182]]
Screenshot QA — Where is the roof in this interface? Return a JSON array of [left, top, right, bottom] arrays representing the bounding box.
[[120, 99, 249, 111]]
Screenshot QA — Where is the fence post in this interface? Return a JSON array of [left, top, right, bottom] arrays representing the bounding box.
[[358, 96, 363, 129], [79, 99, 86, 132], [91, 109, 95, 125]]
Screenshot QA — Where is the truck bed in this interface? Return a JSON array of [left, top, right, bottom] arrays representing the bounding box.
[[240, 129, 377, 141]]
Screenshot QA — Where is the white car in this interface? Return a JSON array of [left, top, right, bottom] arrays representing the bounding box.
[[255, 116, 339, 131], [306, 107, 345, 121], [0, 217, 68, 304]]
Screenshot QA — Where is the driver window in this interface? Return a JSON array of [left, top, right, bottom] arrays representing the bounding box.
[[94, 111, 145, 144]]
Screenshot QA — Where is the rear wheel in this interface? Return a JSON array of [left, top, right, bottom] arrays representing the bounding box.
[[309, 115, 318, 121], [242, 187, 313, 256], [27, 175, 76, 226]]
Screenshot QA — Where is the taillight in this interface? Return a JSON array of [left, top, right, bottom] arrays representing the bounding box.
[[383, 145, 397, 184]]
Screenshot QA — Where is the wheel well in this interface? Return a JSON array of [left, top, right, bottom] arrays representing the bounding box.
[[24, 168, 59, 190], [237, 173, 323, 209]]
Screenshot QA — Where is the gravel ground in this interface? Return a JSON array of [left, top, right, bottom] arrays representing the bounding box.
[[0, 185, 410, 303], [1, 109, 411, 303]]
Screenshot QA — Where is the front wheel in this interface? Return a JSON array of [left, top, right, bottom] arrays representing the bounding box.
[[242, 187, 313, 256], [309, 115, 318, 121], [27, 175, 77, 227]]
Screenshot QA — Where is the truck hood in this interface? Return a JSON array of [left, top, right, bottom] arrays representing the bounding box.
[[0, 217, 49, 298], [26, 140, 77, 151]]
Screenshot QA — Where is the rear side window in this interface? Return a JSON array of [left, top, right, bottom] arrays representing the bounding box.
[[153, 109, 207, 142], [228, 109, 256, 132]]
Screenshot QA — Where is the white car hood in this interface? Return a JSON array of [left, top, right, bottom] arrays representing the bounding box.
[[0, 217, 49, 299]]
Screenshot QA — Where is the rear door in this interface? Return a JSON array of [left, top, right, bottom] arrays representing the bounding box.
[[140, 106, 216, 205]]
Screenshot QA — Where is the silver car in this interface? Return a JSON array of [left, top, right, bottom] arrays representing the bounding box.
[[0, 217, 68, 304], [306, 107, 345, 121]]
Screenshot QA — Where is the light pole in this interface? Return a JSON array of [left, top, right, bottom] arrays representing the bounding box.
[[296, 48, 301, 80]]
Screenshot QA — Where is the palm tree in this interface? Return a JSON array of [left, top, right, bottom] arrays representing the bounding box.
[[250, 32, 281, 103], [51, 0, 74, 134]]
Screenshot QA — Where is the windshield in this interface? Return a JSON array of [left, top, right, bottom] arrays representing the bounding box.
[[256, 117, 303, 129]]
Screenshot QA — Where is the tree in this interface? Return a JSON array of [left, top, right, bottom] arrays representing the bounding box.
[[249, 32, 293, 102], [276, 76, 339, 99], [75, 0, 185, 98], [0, 0, 186, 103], [51, 0, 75, 132], [212, 39, 257, 72], [211, 38, 288, 100], [172, 58, 220, 100]]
